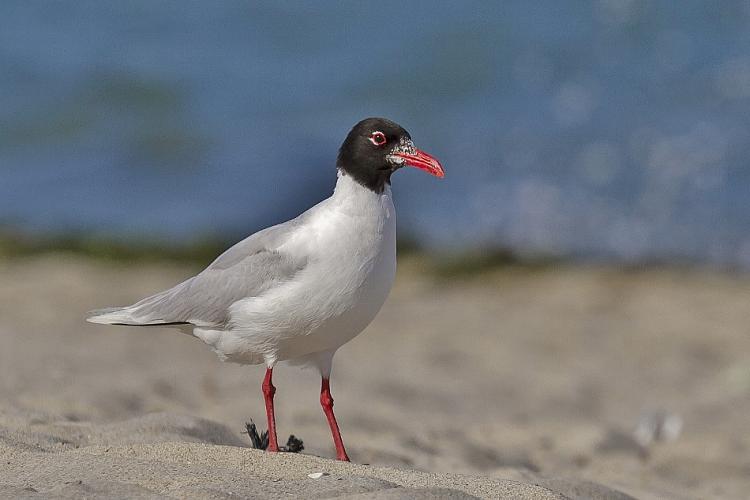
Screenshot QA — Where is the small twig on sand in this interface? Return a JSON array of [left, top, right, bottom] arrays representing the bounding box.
[[244, 420, 269, 450]]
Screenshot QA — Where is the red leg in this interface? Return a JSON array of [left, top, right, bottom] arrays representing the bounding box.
[[320, 377, 350, 461], [262, 367, 279, 452]]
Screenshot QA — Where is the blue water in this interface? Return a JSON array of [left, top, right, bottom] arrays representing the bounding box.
[[2, 1, 750, 266]]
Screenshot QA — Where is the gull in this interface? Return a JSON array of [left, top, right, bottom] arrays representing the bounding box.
[[87, 117, 444, 461]]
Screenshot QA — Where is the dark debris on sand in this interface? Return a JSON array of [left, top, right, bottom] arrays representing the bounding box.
[[244, 421, 304, 453]]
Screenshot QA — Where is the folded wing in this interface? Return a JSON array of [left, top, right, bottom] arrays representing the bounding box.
[[87, 217, 308, 328]]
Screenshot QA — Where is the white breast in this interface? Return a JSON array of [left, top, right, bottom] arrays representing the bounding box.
[[202, 174, 397, 366]]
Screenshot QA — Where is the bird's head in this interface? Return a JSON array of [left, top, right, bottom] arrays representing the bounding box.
[[337, 117, 444, 193]]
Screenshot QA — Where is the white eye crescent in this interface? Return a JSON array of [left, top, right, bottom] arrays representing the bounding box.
[[369, 131, 387, 146]]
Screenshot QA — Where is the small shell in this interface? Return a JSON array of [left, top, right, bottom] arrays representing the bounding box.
[[307, 472, 329, 479]]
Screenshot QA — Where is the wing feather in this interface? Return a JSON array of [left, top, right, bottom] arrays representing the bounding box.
[[88, 216, 309, 327]]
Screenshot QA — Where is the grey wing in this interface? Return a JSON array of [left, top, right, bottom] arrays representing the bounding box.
[[206, 214, 305, 270], [130, 250, 306, 326], [88, 217, 308, 327]]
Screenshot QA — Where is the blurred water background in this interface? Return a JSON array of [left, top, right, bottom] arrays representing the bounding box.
[[2, 1, 750, 267]]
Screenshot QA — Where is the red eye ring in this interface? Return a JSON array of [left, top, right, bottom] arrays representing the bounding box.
[[369, 131, 387, 146]]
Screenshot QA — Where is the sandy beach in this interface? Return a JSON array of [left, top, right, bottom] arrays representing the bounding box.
[[1, 255, 749, 499]]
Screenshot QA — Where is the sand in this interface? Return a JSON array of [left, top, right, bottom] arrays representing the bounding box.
[[1, 255, 749, 499]]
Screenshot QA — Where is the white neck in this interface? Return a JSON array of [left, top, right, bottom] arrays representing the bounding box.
[[333, 171, 390, 197], [327, 171, 393, 218]]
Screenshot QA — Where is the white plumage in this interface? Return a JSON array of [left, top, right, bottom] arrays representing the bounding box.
[[87, 117, 443, 461], [87, 172, 396, 377]]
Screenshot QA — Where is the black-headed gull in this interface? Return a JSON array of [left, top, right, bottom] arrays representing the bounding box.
[[87, 117, 444, 461]]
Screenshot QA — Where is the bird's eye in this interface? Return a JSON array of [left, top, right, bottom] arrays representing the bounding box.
[[369, 131, 387, 146]]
